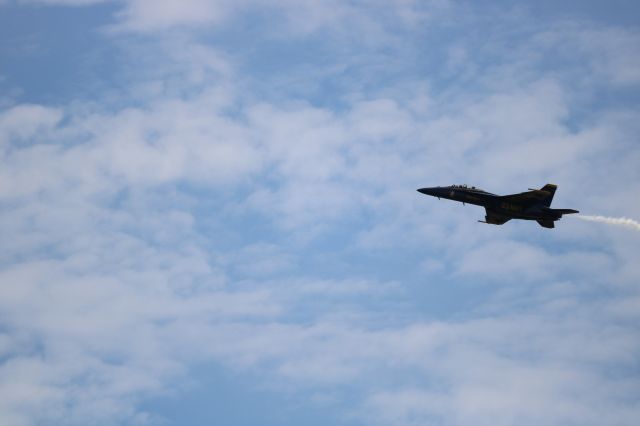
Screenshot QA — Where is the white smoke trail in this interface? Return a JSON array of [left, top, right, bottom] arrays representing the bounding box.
[[575, 215, 640, 231]]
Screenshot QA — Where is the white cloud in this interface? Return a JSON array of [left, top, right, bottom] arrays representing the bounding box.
[[17, 0, 450, 38], [535, 24, 640, 87], [3, 72, 638, 423], [114, 0, 235, 32], [17, 0, 110, 5], [0, 104, 62, 143]]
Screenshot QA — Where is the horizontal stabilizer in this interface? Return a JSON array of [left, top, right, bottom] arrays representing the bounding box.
[[553, 209, 579, 215], [537, 219, 555, 228]]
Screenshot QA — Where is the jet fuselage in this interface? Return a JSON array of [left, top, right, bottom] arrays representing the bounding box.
[[417, 184, 578, 228]]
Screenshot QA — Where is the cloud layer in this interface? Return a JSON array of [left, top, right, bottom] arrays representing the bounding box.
[[1, 1, 640, 425]]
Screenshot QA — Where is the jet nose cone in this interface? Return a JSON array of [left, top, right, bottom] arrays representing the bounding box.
[[417, 187, 438, 196]]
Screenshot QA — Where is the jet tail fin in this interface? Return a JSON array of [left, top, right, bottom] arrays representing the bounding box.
[[540, 184, 557, 206]]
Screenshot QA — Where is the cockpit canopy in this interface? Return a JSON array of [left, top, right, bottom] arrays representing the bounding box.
[[450, 184, 485, 191]]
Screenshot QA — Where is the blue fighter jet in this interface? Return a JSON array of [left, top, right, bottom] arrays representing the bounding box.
[[417, 184, 578, 228]]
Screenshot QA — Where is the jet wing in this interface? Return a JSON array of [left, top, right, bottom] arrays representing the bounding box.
[[482, 208, 511, 225]]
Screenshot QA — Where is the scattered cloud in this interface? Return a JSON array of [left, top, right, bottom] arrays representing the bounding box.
[[1, 1, 639, 425]]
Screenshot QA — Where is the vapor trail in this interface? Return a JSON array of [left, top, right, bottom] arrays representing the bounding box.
[[575, 215, 640, 231]]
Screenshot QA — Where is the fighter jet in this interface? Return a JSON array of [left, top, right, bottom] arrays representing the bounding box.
[[417, 184, 578, 228]]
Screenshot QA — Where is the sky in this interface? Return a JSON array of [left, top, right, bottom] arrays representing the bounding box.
[[1, 1, 639, 425]]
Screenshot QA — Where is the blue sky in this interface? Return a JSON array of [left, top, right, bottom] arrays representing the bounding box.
[[1, 1, 640, 425]]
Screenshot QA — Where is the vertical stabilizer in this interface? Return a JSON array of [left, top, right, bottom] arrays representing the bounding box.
[[540, 184, 557, 206]]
